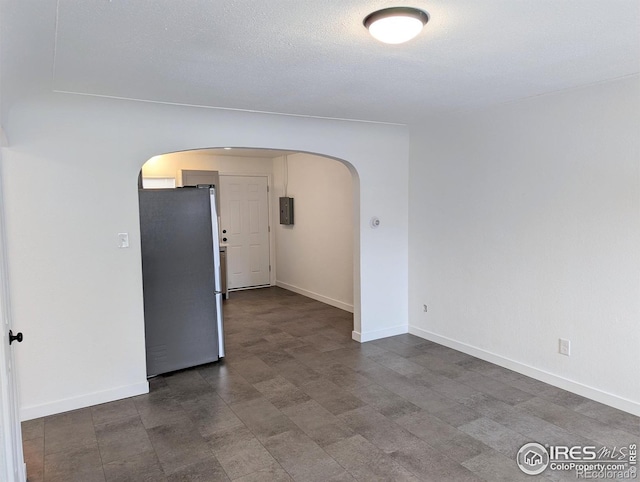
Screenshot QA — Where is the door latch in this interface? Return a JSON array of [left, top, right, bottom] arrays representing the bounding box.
[[9, 330, 23, 345]]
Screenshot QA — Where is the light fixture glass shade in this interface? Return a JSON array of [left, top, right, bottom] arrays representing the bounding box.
[[364, 7, 429, 44]]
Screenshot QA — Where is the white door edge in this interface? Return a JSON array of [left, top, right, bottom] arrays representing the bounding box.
[[0, 160, 26, 482]]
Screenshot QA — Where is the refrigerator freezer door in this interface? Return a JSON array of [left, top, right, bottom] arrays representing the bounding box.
[[139, 188, 219, 377]]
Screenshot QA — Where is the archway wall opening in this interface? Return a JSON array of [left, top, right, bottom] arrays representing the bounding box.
[[140, 148, 358, 321], [2, 94, 409, 420]]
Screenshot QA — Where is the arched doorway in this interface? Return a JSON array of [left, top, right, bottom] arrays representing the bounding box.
[[138, 147, 360, 372]]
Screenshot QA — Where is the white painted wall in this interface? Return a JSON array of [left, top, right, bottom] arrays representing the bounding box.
[[409, 75, 640, 415], [2, 93, 409, 420], [273, 153, 354, 312]]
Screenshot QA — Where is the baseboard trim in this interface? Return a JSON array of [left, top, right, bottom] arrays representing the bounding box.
[[276, 281, 353, 313], [354, 324, 408, 343], [409, 326, 640, 417], [20, 381, 149, 421], [228, 284, 271, 293]]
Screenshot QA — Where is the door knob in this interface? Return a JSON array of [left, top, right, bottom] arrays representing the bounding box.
[[9, 330, 23, 345], [223, 238, 227, 242], [222, 229, 227, 234]]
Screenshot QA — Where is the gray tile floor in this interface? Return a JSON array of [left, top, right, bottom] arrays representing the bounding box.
[[22, 287, 639, 481]]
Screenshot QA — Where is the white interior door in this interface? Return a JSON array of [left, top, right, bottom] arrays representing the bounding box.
[[219, 175, 270, 289], [0, 168, 26, 482]]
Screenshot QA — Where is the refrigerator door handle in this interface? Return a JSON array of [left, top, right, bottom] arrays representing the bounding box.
[[210, 187, 225, 359], [209, 188, 222, 293], [215, 292, 225, 358]]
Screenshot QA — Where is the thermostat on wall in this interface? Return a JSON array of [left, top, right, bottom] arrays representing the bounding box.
[[279, 197, 294, 225]]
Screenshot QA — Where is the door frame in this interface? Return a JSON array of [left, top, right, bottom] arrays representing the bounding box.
[[0, 160, 27, 482], [218, 172, 275, 287]]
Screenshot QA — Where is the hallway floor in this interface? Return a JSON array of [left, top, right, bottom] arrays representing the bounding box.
[[22, 287, 639, 481]]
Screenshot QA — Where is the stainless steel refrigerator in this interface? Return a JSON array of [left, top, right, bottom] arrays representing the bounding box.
[[139, 186, 225, 377]]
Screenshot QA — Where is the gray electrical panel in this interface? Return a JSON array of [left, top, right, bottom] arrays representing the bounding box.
[[279, 197, 294, 225]]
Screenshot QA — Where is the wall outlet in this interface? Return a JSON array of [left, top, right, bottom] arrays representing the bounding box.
[[559, 338, 571, 356], [423, 304, 428, 312]]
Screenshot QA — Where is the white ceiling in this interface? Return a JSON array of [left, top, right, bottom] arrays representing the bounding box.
[[38, 1, 640, 124]]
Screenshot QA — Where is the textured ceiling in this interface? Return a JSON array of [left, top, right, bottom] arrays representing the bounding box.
[[50, 0, 640, 124]]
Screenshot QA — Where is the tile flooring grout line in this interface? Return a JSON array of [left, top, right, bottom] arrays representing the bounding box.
[[88, 408, 109, 482]]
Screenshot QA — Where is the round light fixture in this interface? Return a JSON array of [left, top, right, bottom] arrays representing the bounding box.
[[363, 7, 429, 44]]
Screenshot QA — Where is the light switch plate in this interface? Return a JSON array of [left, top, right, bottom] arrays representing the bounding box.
[[118, 233, 129, 248]]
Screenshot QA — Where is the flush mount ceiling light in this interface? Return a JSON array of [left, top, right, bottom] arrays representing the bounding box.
[[363, 7, 429, 44]]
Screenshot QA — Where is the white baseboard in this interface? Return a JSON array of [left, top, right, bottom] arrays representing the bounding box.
[[20, 381, 149, 421], [276, 281, 353, 313], [353, 324, 408, 343], [228, 284, 271, 292], [409, 326, 640, 417]]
